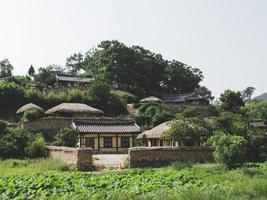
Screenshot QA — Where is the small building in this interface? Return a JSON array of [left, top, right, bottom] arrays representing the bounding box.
[[250, 120, 267, 134], [0, 76, 15, 82], [137, 121, 200, 147], [16, 103, 44, 114], [45, 103, 104, 118], [56, 73, 95, 87], [140, 96, 163, 104], [73, 119, 141, 153]]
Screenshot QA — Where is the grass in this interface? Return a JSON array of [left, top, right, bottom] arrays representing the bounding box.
[[0, 159, 266, 199], [0, 159, 75, 176]]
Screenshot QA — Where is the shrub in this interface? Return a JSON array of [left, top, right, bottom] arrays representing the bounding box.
[[27, 133, 47, 158], [209, 132, 248, 167], [119, 92, 139, 104], [53, 127, 78, 147], [153, 111, 175, 126], [0, 120, 8, 133], [0, 128, 31, 159], [23, 110, 41, 121]]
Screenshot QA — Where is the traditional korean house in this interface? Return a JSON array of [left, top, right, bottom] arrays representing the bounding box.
[[45, 103, 104, 118], [137, 121, 200, 147], [56, 73, 95, 87], [72, 119, 141, 153]]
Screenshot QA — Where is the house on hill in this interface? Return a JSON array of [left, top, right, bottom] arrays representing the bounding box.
[[72, 119, 141, 153], [56, 73, 95, 87], [137, 121, 200, 147], [140, 91, 212, 115]]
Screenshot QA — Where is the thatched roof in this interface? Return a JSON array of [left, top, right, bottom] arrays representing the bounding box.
[[140, 96, 163, 103], [45, 103, 104, 115], [16, 103, 44, 114], [137, 121, 171, 139]]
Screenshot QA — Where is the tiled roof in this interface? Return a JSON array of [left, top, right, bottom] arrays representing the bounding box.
[[73, 120, 141, 133], [162, 92, 203, 103], [56, 74, 95, 83]]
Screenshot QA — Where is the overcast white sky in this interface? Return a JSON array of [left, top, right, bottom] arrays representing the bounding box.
[[0, 0, 266, 97]]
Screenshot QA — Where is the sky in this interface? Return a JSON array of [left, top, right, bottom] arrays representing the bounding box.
[[0, 0, 266, 98]]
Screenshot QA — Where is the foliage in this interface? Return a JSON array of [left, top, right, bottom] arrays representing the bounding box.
[[28, 65, 35, 77], [166, 117, 208, 140], [219, 90, 244, 112], [0, 162, 267, 199], [242, 100, 267, 121], [0, 59, 13, 77], [197, 86, 214, 102], [178, 107, 203, 118], [136, 102, 174, 129], [23, 110, 41, 121], [53, 127, 78, 147], [0, 128, 31, 159], [0, 81, 25, 112], [214, 111, 248, 136], [0, 120, 8, 133], [34, 65, 64, 87], [114, 90, 139, 104], [66, 53, 85, 75], [82, 40, 203, 97], [0, 159, 75, 176], [242, 87, 255, 102], [208, 132, 248, 167], [26, 133, 47, 158], [89, 81, 127, 116]]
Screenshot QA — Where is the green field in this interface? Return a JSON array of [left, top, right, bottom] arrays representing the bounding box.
[[0, 159, 266, 200]]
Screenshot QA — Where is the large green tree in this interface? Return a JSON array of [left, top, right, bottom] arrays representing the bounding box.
[[219, 90, 244, 112], [66, 53, 85, 75], [35, 65, 64, 87], [0, 59, 13, 78], [77, 40, 203, 97]]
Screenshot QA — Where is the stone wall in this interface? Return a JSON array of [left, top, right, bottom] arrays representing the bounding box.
[[129, 146, 213, 168], [22, 117, 73, 132], [47, 146, 93, 171]]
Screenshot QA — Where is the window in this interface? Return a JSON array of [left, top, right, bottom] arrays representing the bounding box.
[[85, 138, 95, 149], [104, 137, 113, 148], [184, 139, 194, 146], [160, 140, 164, 146], [121, 137, 130, 148], [151, 139, 158, 147]]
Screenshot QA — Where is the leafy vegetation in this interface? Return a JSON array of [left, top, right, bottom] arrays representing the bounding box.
[[0, 162, 266, 199], [53, 127, 78, 147]]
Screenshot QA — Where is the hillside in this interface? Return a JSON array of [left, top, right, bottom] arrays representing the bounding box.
[[254, 93, 267, 100]]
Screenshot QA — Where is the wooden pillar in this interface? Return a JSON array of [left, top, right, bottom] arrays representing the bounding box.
[[98, 133, 100, 151], [116, 133, 118, 151]]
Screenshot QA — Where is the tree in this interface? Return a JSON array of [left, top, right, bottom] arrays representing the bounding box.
[[26, 133, 46, 158], [219, 90, 244, 112], [209, 132, 248, 167], [54, 127, 78, 147], [198, 86, 214, 102], [166, 117, 207, 141], [28, 65, 35, 77], [242, 87, 255, 102], [66, 53, 85, 75], [35, 65, 64, 87], [0, 59, 13, 77], [163, 60, 203, 93]]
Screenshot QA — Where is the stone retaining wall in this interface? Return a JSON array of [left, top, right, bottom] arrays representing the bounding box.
[[23, 117, 73, 132], [129, 146, 213, 168], [47, 146, 93, 171]]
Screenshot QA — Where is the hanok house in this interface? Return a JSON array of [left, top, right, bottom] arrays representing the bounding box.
[[72, 120, 141, 153], [45, 103, 104, 118], [137, 121, 200, 147], [56, 73, 95, 87]]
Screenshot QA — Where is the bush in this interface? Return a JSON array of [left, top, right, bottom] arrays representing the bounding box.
[[209, 132, 248, 167], [153, 111, 175, 126], [27, 133, 47, 158], [0, 120, 8, 133], [23, 110, 41, 121], [53, 127, 78, 147], [119, 92, 139, 104], [0, 128, 31, 159]]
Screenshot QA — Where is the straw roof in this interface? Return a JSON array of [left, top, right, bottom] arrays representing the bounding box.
[[140, 96, 163, 103], [16, 103, 44, 114], [45, 103, 104, 115], [137, 121, 171, 139]]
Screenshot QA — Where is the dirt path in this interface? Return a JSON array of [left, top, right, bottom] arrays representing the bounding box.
[[93, 154, 128, 168]]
